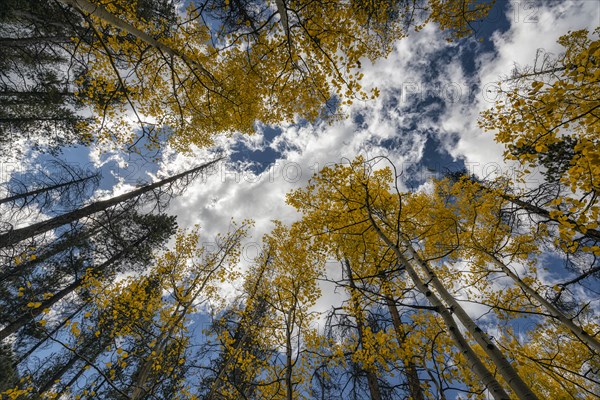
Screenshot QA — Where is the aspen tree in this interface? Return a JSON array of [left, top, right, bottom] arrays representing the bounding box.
[[0, 213, 175, 342], [287, 158, 516, 399], [480, 28, 600, 259], [55, 0, 493, 151], [425, 177, 600, 354], [128, 222, 249, 399], [250, 222, 324, 400]]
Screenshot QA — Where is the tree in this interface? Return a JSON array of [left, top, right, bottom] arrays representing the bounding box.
[[10, 222, 252, 399], [0, 0, 95, 155], [317, 251, 426, 399], [0, 212, 180, 398], [0, 211, 176, 342], [225, 222, 324, 399], [55, 0, 494, 152], [200, 253, 272, 400], [0, 160, 101, 234], [343, 259, 384, 400], [287, 156, 543, 400], [479, 28, 600, 259], [430, 176, 600, 354], [0, 0, 185, 155], [0, 156, 221, 249], [128, 223, 249, 400], [0, 344, 18, 393]]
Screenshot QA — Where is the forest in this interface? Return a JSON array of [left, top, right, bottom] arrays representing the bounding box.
[[0, 0, 599, 399]]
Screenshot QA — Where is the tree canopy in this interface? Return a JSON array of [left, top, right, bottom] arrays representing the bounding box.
[[1, 2, 599, 399]]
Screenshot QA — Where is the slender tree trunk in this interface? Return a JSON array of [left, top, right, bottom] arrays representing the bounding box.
[[54, 361, 89, 399], [0, 36, 71, 46], [0, 157, 222, 249], [285, 313, 294, 400], [38, 334, 110, 396], [0, 117, 79, 123], [0, 225, 100, 284], [426, 369, 448, 400], [58, 0, 215, 79], [365, 209, 511, 400], [345, 260, 384, 400], [0, 91, 77, 102], [37, 345, 89, 394], [398, 238, 539, 400], [129, 303, 187, 400], [0, 174, 97, 206], [14, 302, 89, 367], [0, 233, 149, 341], [275, 0, 290, 45], [383, 294, 425, 400], [0, 278, 82, 341], [487, 253, 600, 354]]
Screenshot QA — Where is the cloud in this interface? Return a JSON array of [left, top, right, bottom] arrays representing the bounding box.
[[164, 28, 450, 237]]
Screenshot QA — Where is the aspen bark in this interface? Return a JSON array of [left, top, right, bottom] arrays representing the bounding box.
[[398, 238, 539, 400], [365, 209, 512, 400], [383, 294, 425, 400], [487, 253, 600, 354], [345, 259, 383, 400]]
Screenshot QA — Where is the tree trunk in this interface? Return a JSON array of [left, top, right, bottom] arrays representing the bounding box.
[[54, 361, 89, 399], [345, 259, 384, 400], [285, 315, 294, 400], [0, 233, 149, 341], [129, 302, 188, 399], [0, 226, 98, 284], [0, 157, 222, 249], [37, 346, 88, 395], [487, 253, 600, 354], [365, 210, 511, 400], [58, 0, 215, 80], [0, 36, 71, 46], [14, 302, 89, 367], [0, 174, 97, 206], [0, 278, 82, 341], [0, 91, 76, 102], [383, 295, 425, 400], [398, 238, 539, 400]]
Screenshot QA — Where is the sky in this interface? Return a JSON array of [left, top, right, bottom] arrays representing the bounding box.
[[3, 0, 599, 323]]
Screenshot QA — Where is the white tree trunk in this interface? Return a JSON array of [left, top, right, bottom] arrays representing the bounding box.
[[398, 239, 539, 400], [366, 212, 511, 400], [487, 253, 600, 354]]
